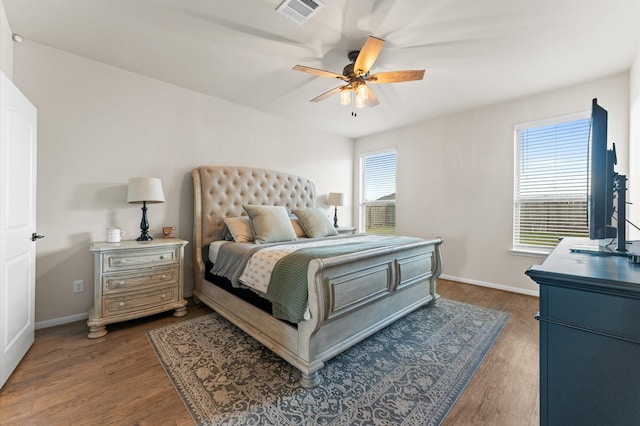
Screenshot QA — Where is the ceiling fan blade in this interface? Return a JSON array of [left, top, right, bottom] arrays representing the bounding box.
[[367, 70, 425, 84], [293, 65, 347, 81], [310, 85, 347, 102], [353, 36, 385, 77], [366, 86, 380, 107]]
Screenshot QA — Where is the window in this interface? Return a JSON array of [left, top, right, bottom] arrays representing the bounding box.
[[513, 114, 590, 251], [360, 150, 397, 234]]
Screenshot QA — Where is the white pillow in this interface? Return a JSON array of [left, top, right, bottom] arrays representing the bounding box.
[[293, 208, 339, 238], [243, 204, 297, 244]]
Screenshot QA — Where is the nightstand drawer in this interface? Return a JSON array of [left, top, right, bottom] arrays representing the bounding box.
[[103, 266, 178, 294], [103, 285, 179, 316], [102, 247, 179, 272]]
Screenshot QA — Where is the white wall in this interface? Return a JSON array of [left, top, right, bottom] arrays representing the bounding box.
[[0, 0, 12, 78], [13, 41, 353, 325], [355, 73, 630, 295], [629, 13, 640, 241]]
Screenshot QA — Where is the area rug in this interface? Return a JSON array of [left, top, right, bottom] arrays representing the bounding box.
[[147, 299, 509, 426]]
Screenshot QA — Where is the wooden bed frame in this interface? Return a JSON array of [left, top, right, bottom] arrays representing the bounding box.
[[191, 166, 443, 388]]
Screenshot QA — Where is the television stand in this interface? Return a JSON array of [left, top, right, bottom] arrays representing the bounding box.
[[526, 237, 640, 425], [576, 171, 628, 255], [614, 173, 627, 252]]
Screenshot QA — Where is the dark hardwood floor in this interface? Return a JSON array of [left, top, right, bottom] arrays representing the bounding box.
[[438, 279, 539, 426], [0, 279, 539, 425]]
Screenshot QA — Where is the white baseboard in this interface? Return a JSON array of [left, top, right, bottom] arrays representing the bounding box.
[[35, 290, 196, 330], [440, 274, 540, 297], [35, 312, 88, 330]]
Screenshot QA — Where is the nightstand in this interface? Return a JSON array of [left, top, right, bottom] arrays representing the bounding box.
[[336, 227, 357, 235], [87, 238, 188, 338]]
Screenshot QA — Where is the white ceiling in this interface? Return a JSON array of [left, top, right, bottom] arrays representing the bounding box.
[[4, 0, 639, 139]]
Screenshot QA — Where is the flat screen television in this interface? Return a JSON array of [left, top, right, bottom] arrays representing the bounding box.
[[588, 98, 627, 252]]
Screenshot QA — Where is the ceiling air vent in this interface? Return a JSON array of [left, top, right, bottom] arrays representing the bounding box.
[[276, 0, 324, 25]]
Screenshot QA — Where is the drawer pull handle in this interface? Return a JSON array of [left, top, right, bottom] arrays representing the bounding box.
[[161, 274, 167, 279], [159, 255, 166, 260], [119, 302, 125, 307], [161, 294, 166, 299]]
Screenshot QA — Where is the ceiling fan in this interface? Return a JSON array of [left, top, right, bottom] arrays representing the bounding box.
[[293, 36, 425, 109]]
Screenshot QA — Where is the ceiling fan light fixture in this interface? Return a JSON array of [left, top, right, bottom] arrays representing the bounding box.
[[356, 82, 368, 100], [292, 35, 425, 109], [340, 87, 351, 105]]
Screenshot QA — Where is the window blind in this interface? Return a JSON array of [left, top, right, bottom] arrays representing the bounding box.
[[363, 152, 396, 201], [361, 151, 396, 234], [514, 117, 590, 249]]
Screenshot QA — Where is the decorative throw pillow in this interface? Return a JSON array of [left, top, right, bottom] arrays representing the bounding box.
[[243, 204, 297, 244], [293, 208, 339, 238], [223, 217, 254, 243], [290, 217, 307, 238]]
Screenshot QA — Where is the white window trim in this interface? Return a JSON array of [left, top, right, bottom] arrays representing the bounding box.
[[358, 148, 397, 234], [512, 110, 590, 253]]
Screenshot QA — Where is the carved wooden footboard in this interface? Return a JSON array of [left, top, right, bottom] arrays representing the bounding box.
[[297, 238, 442, 386], [192, 166, 443, 387]]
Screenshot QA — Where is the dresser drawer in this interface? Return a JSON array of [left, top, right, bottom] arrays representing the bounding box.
[[102, 247, 179, 272], [543, 285, 640, 340], [103, 266, 178, 294], [103, 285, 179, 316]]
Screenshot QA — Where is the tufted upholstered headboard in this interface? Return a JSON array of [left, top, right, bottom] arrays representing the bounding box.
[[192, 166, 316, 249]]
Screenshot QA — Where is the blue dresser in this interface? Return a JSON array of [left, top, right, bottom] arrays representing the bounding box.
[[526, 238, 640, 426]]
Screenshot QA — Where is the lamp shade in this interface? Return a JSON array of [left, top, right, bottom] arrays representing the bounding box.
[[127, 177, 165, 204], [328, 192, 344, 206]]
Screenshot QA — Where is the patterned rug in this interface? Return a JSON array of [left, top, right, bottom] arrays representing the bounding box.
[[147, 299, 509, 426]]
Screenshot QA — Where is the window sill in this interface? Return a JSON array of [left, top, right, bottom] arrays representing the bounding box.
[[510, 248, 550, 258]]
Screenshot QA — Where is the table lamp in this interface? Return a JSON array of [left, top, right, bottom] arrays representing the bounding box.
[[327, 192, 344, 228], [127, 177, 165, 241]]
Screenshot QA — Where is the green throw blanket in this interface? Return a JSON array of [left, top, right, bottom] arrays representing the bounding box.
[[266, 236, 421, 323]]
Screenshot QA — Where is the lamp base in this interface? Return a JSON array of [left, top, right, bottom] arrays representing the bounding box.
[[136, 233, 153, 241], [137, 202, 153, 241]]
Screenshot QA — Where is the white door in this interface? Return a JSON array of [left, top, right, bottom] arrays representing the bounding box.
[[0, 72, 38, 389]]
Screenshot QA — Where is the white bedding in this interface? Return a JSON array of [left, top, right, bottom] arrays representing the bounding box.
[[238, 235, 384, 295]]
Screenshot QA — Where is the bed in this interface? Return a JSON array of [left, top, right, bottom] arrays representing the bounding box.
[[191, 165, 443, 388]]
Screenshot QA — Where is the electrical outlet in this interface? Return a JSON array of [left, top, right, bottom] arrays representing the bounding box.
[[73, 279, 85, 293]]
